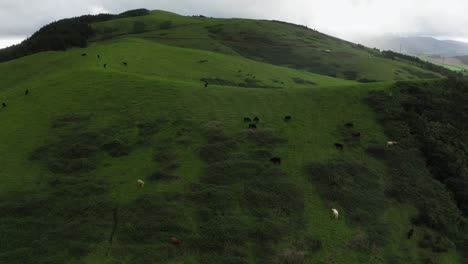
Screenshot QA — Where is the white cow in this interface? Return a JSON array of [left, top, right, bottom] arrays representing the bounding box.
[[387, 141, 398, 147], [332, 208, 339, 219], [137, 179, 145, 187]]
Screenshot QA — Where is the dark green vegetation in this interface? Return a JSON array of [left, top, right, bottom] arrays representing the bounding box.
[[366, 78, 468, 262], [0, 8, 466, 264], [0, 9, 150, 62]]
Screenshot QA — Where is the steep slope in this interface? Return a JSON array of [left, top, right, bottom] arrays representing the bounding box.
[[0, 36, 462, 264], [90, 10, 443, 81], [1, 11, 466, 264]]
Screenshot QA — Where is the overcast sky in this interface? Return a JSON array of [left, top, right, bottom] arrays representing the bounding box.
[[1, 0, 468, 48]]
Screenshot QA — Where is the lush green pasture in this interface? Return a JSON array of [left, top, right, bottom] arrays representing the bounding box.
[[0, 36, 460, 263]]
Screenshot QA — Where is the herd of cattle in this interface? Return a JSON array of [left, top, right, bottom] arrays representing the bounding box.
[[1, 52, 405, 245]]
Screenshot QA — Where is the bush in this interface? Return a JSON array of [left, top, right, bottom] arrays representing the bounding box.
[[246, 128, 285, 147], [102, 139, 130, 157], [306, 160, 386, 224], [147, 171, 178, 181], [419, 232, 454, 253], [274, 250, 306, 264], [160, 21, 172, 30]]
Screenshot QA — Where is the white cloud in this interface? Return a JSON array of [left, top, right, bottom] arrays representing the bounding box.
[[0, 36, 25, 49]]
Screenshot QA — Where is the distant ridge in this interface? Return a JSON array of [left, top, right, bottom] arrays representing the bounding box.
[[360, 36, 468, 57]]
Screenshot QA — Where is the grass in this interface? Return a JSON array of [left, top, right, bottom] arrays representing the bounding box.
[[91, 10, 442, 82], [0, 12, 463, 263]]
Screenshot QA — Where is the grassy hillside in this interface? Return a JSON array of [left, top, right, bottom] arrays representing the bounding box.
[[0, 10, 465, 264], [91, 10, 443, 82]]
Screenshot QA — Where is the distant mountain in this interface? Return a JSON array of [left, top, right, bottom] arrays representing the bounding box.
[[360, 36, 468, 57]]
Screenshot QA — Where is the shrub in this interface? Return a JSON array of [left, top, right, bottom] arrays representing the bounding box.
[[246, 128, 285, 147], [102, 139, 130, 157], [147, 171, 178, 181], [160, 21, 172, 30], [274, 250, 306, 264], [419, 232, 454, 253]]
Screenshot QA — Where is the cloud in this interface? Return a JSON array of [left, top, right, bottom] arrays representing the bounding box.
[[1, 0, 468, 48]]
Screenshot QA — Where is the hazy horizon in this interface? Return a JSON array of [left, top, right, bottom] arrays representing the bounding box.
[[1, 0, 468, 49]]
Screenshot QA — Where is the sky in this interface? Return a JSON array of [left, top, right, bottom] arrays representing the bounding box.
[[1, 0, 468, 48]]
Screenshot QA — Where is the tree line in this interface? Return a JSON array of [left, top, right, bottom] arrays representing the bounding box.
[[0, 9, 150, 62]]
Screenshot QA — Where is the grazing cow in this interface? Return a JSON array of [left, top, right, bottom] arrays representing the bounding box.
[[253, 116, 260, 123], [270, 157, 281, 165], [332, 208, 339, 219], [25, 89, 29, 95], [97, 54, 100, 59], [352, 132, 361, 138], [407, 228, 414, 239], [81, 53, 87, 57], [170, 237, 182, 246], [387, 141, 398, 147], [204, 82, 208, 88], [248, 123, 257, 129], [104, 64, 107, 68], [137, 179, 145, 187], [334, 143, 344, 150], [284, 116, 292, 121], [2, 102, 6, 108], [345, 122, 354, 128], [122, 62, 128, 66], [243, 117, 252, 123]]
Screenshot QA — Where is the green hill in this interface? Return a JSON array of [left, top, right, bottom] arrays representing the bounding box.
[[0, 9, 466, 264], [90, 10, 446, 82]]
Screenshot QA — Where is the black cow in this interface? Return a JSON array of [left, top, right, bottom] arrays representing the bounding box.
[[253, 116, 260, 123], [243, 117, 252, 123], [334, 143, 344, 150], [345, 122, 354, 128], [284, 116, 292, 121], [25, 89, 29, 95], [123, 62, 128, 66], [97, 54, 101, 59], [2, 102, 6, 108], [352, 132, 361, 138], [407, 228, 414, 239], [204, 82, 208, 88], [270, 157, 281, 165], [81, 53, 87, 57], [104, 64, 107, 68], [248, 123, 257, 129]]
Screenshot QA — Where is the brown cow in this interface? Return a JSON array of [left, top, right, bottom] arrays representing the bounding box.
[[170, 237, 182, 246]]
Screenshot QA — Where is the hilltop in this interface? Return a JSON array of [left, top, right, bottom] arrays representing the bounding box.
[[0, 9, 467, 264]]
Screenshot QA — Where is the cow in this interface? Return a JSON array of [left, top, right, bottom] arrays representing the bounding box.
[[345, 122, 354, 128], [25, 89, 29, 95], [97, 54, 101, 59], [2, 102, 6, 108], [352, 132, 361, 138], [122, 62, 128, 66], [248, 123, 257, 129], [104, 64, 107, 68], [204, 82, 208, 88], [332, 208, 339, 219], [81, 53, 87, 57], [253, 116, 260, 123], [243, 117, 252, 123], [270, 157, 281, 165], [137, 179, 145, 187], [407, 228, 414, 239], [284, 116, 292, 121], [334, 143, 344, 150], [387, 141, 398, 147], [170, 237, 182, 246]]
